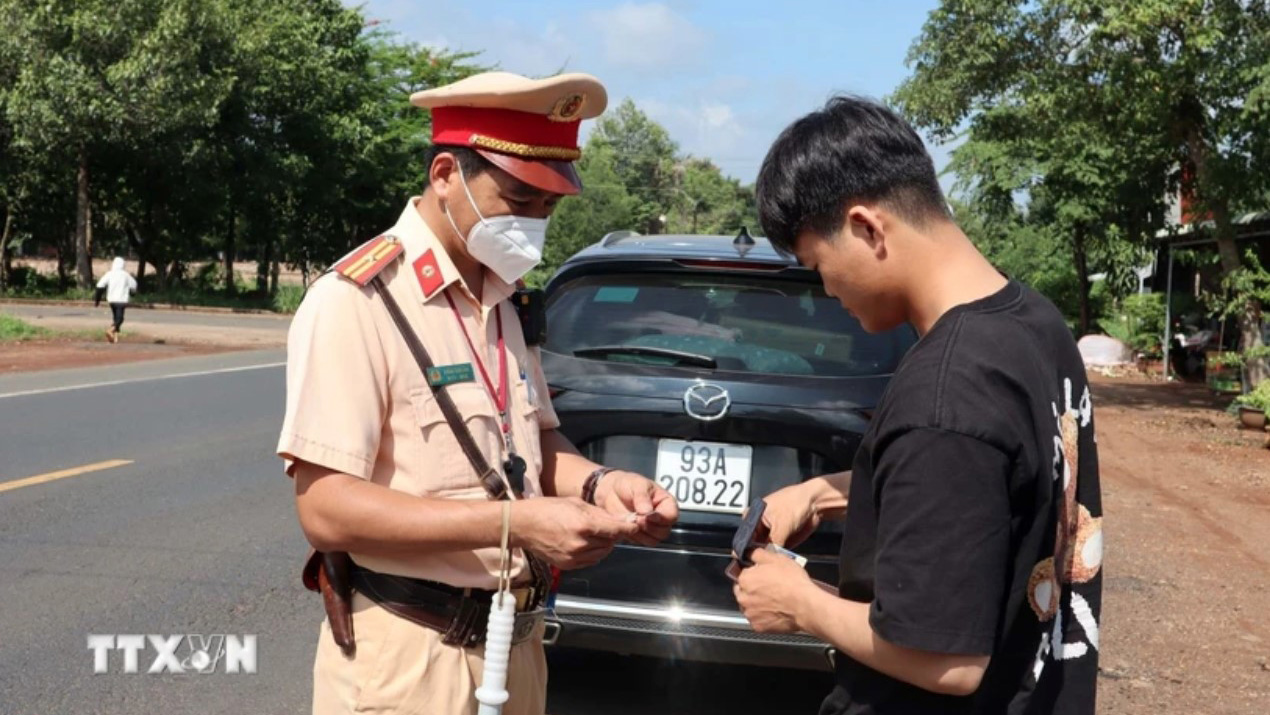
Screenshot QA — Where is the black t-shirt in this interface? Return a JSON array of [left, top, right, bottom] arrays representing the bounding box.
[[822, 281, 1103, 715]]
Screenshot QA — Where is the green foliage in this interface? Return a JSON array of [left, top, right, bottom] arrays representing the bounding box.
[[588, 99, 680, 235], [272, 285, 305, 314], [952, 199, 1100, 327], [0, 0, 489, 296], [896, 0, 1270, 341], [1099, 293, 1166, 356], [663, 158, 759, 236], [4, 266, 56, 295], [1233, 379, 1270, 411], [533, 101, 758, 285], [530, 144, 638, 287], [1210, 345, 1270, 369], [0, 6, 756, 305], [1202, 249, 1270, 322], [0, 313, 47, 341], [1212, 351, 1248, 369]]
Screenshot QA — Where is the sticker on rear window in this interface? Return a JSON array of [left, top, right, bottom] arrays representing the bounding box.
[[594, 286, 639, 303]]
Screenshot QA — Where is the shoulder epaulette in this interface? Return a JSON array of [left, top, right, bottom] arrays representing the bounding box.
[[333, 234, 404, 286]]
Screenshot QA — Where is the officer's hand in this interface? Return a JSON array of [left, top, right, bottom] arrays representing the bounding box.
[[511, 497, 641, 570], [592, 471, 679, 546], [754, 481, 821, 549]]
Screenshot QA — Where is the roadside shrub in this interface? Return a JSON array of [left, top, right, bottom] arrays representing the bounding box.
[[1098, 293, 1165, 356], [5, 266, 60, 295], [272, 285, 305, 313], [193, 262, 225, 292]]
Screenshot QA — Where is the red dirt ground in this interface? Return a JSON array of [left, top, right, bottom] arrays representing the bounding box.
[[1091, 370, 1269, 713]]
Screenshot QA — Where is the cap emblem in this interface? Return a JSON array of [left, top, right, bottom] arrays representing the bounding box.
[[548, 93, 586, 122]]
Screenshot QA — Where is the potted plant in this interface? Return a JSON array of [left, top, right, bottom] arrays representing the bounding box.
[[1233, 380, 1270, 430], [1207, 350, 1245, 394]]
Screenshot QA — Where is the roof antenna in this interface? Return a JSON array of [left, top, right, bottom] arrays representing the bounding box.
[[734, 226, 755, 257]]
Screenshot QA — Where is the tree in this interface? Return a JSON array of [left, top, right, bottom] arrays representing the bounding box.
[[4, 0, 236, 288], [530, 101, 761, 284], [664, 158, 759, 236], [0, 0, 487, 296], [896, 0, 1270, 375], [217, 6, 486, 290], [952, 198, 1091, 323], [0, 14, 17, 291], [588, 99, 680, 234], [896, 1, 1174, 336], [530, 143, 638, 285], [0, 6, 765, 305]]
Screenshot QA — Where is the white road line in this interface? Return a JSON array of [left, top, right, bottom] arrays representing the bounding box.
[[0, 361, 285, 400]]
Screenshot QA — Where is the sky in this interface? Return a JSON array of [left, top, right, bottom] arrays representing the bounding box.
[[354, 0, 951, 186]]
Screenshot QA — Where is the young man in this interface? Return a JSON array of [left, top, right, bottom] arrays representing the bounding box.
[[733, 96, 1103, 714], [278, 72, 678, 715]]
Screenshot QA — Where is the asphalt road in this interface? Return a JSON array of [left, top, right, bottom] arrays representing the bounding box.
[[0, 351, 832, 715]]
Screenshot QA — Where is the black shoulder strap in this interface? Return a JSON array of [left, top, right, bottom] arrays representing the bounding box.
[[372, 276, 554, 600], [370, 276, 512, 501]]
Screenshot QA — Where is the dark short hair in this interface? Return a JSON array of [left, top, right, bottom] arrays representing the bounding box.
[[755, 95, 949, 254], [422, 144, 493, 179]]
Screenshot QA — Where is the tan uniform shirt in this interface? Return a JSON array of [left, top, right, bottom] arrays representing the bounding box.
[[278, 198, 560, 589]]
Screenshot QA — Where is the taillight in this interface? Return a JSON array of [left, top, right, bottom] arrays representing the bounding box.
[[548, 385, 566, 399]]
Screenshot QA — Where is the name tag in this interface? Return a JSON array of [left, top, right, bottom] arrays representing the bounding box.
[[426, 364, 475, 387]]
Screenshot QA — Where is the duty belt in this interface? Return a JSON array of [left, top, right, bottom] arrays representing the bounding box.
[[350, 563, 545, 647]]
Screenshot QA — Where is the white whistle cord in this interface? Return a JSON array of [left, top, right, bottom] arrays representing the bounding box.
[[476, 501, 515, 715]]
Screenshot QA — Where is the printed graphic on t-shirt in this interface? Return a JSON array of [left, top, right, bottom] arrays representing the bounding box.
[[1028, 376, 1103, 678]]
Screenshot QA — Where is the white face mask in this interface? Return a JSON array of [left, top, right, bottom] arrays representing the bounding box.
[[444, 165, 549, 284]]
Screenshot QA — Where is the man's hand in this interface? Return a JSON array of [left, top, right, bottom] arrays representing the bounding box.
[[733, 547, 817, 634], [510, 497, 641, 570], [592, 470, 679, 546], [756, 481, 821, 548], [755, 472, 852, 547]]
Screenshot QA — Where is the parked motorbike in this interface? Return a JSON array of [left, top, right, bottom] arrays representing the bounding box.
[[1169, 325, 1218, 378]]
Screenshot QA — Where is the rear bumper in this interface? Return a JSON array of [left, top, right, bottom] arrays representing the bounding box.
[[545, 595, 834, 671]]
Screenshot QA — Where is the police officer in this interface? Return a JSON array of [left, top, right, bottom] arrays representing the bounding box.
[[277, 71, 679, 715]]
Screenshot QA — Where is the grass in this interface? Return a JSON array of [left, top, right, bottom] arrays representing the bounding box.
[[0, 313, 51, 342], [0, 313, 108, 344]]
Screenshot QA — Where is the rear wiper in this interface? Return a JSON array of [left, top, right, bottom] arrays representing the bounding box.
[[573, 345, 718, 369]]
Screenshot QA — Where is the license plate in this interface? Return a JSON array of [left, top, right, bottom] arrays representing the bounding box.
[[654, 439, 752, 514]]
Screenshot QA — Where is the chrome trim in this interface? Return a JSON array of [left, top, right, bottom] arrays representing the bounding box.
[[615, 541, 842, 564], [551, 596, 751, 629], [542, 621, 561, 646], [682, 381, 731, 421]]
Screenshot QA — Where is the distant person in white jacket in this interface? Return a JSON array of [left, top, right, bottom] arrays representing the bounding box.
[[94, 257, 137, 343]]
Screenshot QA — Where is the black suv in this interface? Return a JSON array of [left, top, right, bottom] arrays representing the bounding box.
[[540, 229, 915, 671]]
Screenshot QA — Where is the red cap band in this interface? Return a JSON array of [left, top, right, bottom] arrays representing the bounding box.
[[432, 106, 581, 157]]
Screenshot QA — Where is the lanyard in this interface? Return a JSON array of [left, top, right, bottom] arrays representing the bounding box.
[[442, 290, 514, 455]]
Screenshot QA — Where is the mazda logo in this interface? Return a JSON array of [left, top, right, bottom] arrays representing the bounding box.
[[683, 382, 731, 422]]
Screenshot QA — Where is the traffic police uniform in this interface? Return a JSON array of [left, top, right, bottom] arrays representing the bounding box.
[[277, 72, 608, 715]]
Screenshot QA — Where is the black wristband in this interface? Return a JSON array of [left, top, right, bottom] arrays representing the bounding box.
[[582, 467, 617, 505]]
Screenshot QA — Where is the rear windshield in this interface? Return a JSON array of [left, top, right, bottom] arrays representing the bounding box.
[[545, 273, 915, 377]]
